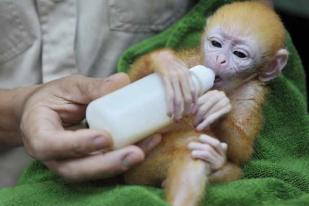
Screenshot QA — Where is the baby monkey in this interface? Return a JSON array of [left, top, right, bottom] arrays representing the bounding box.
[[124, 1, 288, 206]]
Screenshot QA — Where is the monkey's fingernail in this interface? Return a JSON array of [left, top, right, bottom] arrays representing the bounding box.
[[187, 142, 195, 150], [220, 143, 228, 150], [191, 150, 201, 158], [196, 125, 203, 131], [199, 134, 208, 141]]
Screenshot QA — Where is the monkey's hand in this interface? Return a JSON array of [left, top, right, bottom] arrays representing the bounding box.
[[194, 90, 231, 131], [188, 134, 228, 171], [151, 50, 198, 121]]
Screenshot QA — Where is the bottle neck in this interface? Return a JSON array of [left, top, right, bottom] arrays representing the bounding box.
[[191, 72, 204, 96]]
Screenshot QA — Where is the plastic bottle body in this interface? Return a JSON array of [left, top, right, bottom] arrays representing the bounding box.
[[86, 65, 214, 149]]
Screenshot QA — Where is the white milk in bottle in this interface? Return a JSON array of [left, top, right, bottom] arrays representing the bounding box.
[[86, 65, 215, 149]]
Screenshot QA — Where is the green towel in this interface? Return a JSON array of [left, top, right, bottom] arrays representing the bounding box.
[[1, 0, 308, 205]]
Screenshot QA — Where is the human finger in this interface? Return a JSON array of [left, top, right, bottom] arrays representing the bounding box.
[[45, 145, 145, 182]]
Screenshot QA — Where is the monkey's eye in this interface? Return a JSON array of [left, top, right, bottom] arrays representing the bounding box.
[[233, 51, 247, 58], [211, 40, 222, 48]]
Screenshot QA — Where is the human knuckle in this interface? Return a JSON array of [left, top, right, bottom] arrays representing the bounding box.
[[71, 141, 86, 156], [28, 139, 47, 160]]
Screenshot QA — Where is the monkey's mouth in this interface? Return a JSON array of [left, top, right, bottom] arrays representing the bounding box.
[[214, 75, 222, 83], [213, 75, 223, 88]]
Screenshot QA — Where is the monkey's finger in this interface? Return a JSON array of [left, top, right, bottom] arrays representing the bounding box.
[[196, 95, 230, 126], [163, 76, 174, 117], [191, 150, 217, 166], [189, 73, 198, 114], [199, 134, 228, 156], [45, 145, 145, 182], [188, 142, 218, 158], [196, 106, 231, 131], [192, 149, 226, 171], [194, 95, 219, 125], [178, 68, 193, 115], [204, 98, 230, 119], [171, 77, 184, 120]]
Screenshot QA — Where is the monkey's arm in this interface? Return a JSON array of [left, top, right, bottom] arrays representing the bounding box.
[[128, 49, 176, 81], [128, 48, 201, 82]]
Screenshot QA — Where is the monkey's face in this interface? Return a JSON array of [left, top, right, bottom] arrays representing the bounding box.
[[203, 27, 263, 92]]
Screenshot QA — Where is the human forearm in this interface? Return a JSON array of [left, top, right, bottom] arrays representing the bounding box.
[[0, 85, 39, 146]]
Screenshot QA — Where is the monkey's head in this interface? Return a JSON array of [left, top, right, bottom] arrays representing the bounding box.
[[201, 1, 288, 92]]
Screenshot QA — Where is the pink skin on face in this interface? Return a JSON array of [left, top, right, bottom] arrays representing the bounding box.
[[203, 27, 260, 92]]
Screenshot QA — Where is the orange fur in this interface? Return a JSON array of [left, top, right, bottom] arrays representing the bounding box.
[[124, 1, 284, 206]]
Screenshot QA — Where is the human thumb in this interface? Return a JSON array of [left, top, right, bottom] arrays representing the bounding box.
[[64, 73, 130, 104]]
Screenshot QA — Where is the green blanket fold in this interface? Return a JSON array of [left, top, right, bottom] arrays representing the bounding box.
[[1, 0, 308, 205]]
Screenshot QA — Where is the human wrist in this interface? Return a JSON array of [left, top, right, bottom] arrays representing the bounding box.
[[11, 85, 41, 129], [0, 85, 40, 146]]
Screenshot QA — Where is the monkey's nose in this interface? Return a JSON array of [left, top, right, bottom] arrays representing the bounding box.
[[216, 55, 227, 66]]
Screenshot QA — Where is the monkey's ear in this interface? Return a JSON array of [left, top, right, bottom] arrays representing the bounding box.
[[259, 49, 289, 82]]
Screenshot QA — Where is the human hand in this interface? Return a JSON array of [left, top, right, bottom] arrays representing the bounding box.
[[194, 90, 231, 131], [188, 134, 227, 171], [151, 50, 198, 121], [46, 133, 162, 182], [19, 73, 161, 181]]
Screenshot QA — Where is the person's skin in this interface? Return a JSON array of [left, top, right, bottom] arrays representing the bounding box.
[[0, 73, 161, 182]]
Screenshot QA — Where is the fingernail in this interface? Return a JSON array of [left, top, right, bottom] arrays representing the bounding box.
[[187, 142, 194, 150], [93, 136, 110, 150], [192, 150, 199, 157], [122, 153, 139, 168], [220, 143, 228, 150], [199, 134, 207, 140]]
